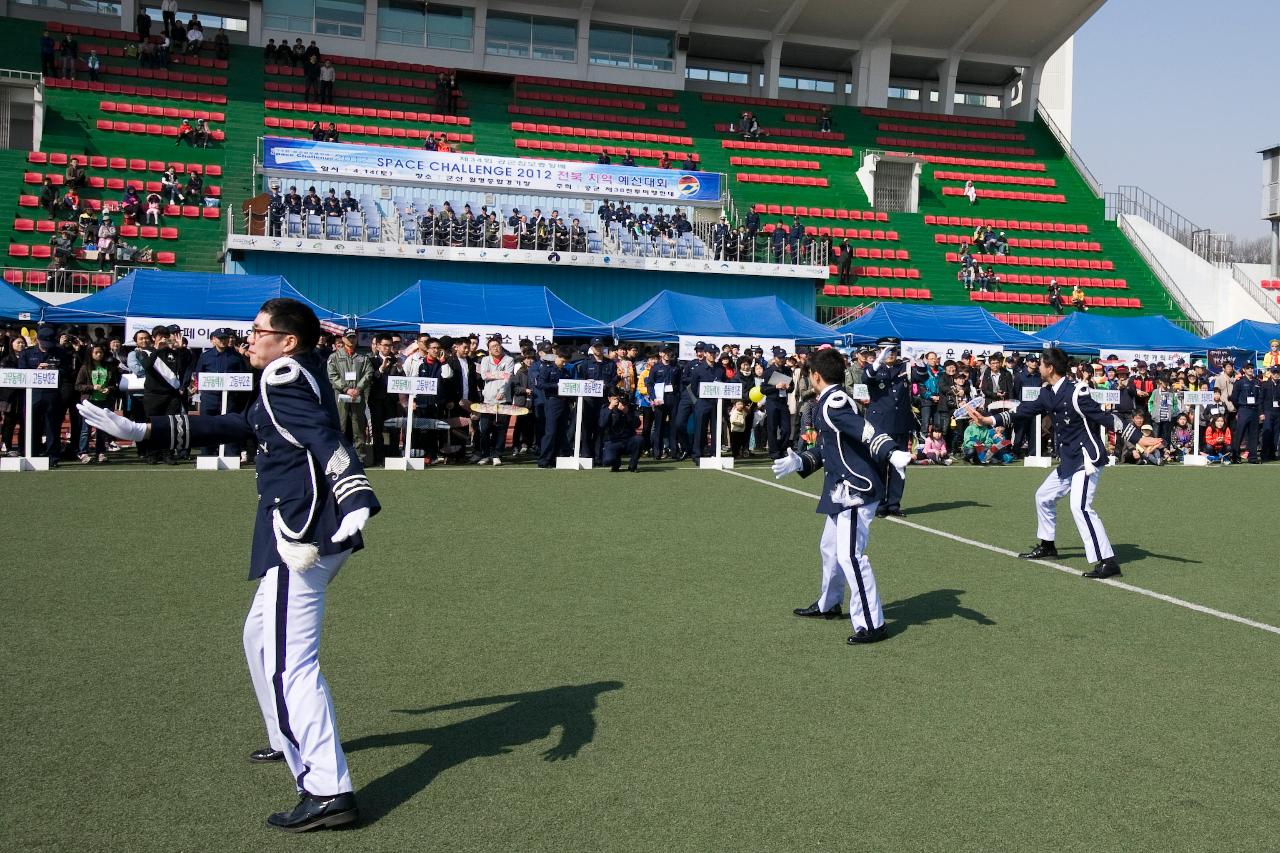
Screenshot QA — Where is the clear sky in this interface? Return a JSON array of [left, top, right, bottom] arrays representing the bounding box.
[[1072, 0, 1280, 241]]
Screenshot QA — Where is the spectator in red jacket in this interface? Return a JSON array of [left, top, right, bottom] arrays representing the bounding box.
[[1204, 414, 1232, 464]]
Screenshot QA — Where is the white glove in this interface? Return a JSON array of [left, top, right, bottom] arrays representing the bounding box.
[[889, 450, 911, 479], [273, 511, 319, 573], [330, 507, 370, 544], [772, 448, 803, 479], [1083, 456, 1098, 476], [76, 400, 148, 442]]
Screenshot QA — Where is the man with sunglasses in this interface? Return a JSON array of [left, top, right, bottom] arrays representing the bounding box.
[[79, 299, 380, 832]]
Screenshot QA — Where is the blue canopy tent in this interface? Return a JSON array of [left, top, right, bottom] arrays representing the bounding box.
[[1201, 319, 1280, 353], [0, 278, 47, 321], [40, 270, 347, 328], [610, 291, 834, 344], [355, 280, 614, 338], [1032, 313, 1206, 355], [832, 303, 1043, 350]]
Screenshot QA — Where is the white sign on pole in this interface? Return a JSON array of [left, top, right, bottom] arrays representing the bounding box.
[[1090, 389, 1122, 405], [387, 376, 440, 396], [557, 379, 604, 469], [697, 382, 743, 469], [0, 369, 58, 389], [1021, 386, 1043, 402], [676, 336, 793, 362], [197, 372, 254, 393], [194, 372, 255, 470], [851, 383, 869, 402], [0, 370, 59, 473], [1183, 390, 1214, 466], [1018, 384, 1052, 467], [384, 376, 439, 470], [697, 381, 743, 399]]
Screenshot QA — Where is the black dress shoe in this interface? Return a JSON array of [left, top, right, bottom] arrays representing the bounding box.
[[793, 601, 843, 619], [1018, 541, 1058, 559], [847, 625, 888, 644], [883, 508, 904, 517], [1082, 558, 1122, 579], [874, 508, 888, 518], [267, 792, 359, 833], [249, 747, 284, 763]]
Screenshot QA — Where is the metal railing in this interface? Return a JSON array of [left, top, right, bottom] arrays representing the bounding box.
[[1, 264, 144, 297], [0, 68, 43, 84], [816, 302, 875, 327], [1105, 185, 1233, 266], [1113, 214, 1212, 336], [1231, 264, 1280, 323], [690, 221, 829, 267], [1036, 100, 1101, 199]]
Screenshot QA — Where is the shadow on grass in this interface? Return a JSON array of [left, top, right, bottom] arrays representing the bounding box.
[[1057, 544, 1202, 566], [883, 588, 995, 636], [904, 499, 989, 515], [345, 681, 623, 825]]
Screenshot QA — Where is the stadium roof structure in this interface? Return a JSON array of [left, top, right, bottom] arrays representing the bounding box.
[[671, 0, 1106, 80]]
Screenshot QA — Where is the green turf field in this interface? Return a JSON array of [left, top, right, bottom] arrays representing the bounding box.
[[2, 461, 1278, 851]]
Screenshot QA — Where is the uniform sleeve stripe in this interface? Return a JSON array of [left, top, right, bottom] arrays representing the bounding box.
[[335, 484, 373, 503]]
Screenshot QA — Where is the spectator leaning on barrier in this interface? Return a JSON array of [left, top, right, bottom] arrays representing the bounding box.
[[327, 329, 373, 466]]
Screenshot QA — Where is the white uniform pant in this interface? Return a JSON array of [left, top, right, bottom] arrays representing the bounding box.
[[1034, 468, 1114, 563], [244, 552, 353, 797], [815, 503, 883, 631]]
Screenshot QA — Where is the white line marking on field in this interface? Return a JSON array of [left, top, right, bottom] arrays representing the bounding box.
[[724, 468, 1280, 637]]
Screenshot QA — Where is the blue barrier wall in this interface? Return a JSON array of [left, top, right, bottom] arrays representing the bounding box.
[[227, 252, 818, 320]]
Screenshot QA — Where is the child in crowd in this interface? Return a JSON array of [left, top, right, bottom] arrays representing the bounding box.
[[918, 425, 951, 465], [962, 419, 990, 464], [728, 400, 748, 458], [1170, 413, 1193, 463], [1204, 414, 1232, 464]]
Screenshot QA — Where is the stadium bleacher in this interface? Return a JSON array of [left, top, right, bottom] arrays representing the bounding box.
[[0, 15, 1184, 325]]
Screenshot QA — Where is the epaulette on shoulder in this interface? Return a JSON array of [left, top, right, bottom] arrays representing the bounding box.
[[265, 357, 303, 387]]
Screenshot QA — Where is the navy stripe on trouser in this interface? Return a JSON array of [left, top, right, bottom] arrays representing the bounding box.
[[272, 567, 308, 790], [1077, 472, 1102, 561], [847, 511, 875, 630]]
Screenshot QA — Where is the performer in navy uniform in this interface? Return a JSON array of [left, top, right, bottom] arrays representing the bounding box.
[[673, 354, 698, 459], [1230, 361, 1261, 464], [689, 342, 726, 461], [645, 345, 680, 459], [762, 346, 793, 459], [194, 327, 250, 455], [863, 338, 915, 516], [79, 299, 379, 832], [136, 324, 187, 464], [599, 385, 642, 472], [773, 348, 911, 643], [1260, 366, 1280, 461], [970, 346, 1139, 579], [537, 346, 573, 468]]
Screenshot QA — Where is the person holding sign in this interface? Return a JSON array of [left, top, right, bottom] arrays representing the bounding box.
[[17, 326, 74, 466], [536, 347, 573, 468], [195, 328, 250, 457], [968, 347, 1140, 580], [773, 348, 912, 644], [762, 347, 794, 460], [690, 343, 726, 463], [77, 299, 380, 832], [1229, 362, 1261, 464]]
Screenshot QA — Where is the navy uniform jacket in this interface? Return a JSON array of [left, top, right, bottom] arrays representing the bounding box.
[[646, 361, 680, 405], [527, 359, 547, 405], [577, 356, 617, 388], [864, 360, 915, 435], [538, 363, 571, 400], [993, 378, 1138, 478], [690, 360, 726, 406], [17, 344, 72, 401], [1260, 378, 1280, 418], [598, 404, 640, 441], [148, 352, 381, 580], [762, 364, 792, 407], [195, 346, 249, 414], [796, 385, 899, 514], [411, 357, 449, 415], [1231, 376, 1261, 417], [137, 347, 185, 399]]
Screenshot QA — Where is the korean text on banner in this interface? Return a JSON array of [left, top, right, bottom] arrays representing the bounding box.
[[262, 138, 723, 204], [419, 324, 553, 350]]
